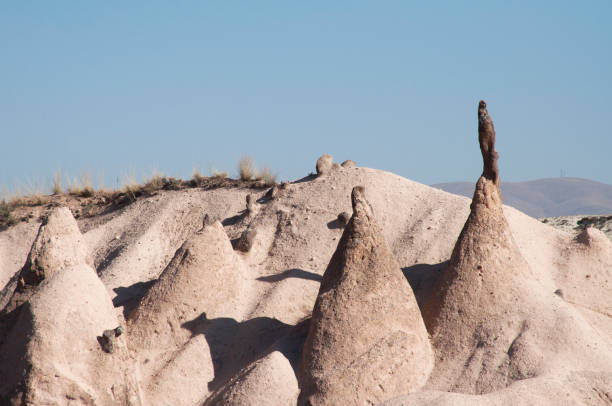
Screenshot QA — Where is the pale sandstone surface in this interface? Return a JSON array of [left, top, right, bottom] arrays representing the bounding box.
[[127, 221, 248, 405], [298, 186, 433, 405], [1, 207, 91, 312], [0, 148, 611, 404], [0, 263, 139, 405], [204, 351, 299, 406]]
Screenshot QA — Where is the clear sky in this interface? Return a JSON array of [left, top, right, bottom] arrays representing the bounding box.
[[1, 2, 611, 194]]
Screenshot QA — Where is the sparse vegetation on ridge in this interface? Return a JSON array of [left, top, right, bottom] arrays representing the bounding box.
[[255, 166, 278, 186], [0, 200, 17, 230], [239, 155, 277, 185], [238, 156, 255, 181], [0, 159, 278, 230], [52, 168, 62, 195]]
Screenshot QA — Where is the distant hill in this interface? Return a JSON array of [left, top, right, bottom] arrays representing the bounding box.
[[432, 177, 612, 218]]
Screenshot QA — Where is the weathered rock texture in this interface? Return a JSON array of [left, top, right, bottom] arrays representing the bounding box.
[[315, 154, 333, 176], [0, 264, 139, 405], [477, 100, 499, 184], [341, 159, 356, 168], [337, 211, 351, 227], [237, 226, 257, 252], [127, 220, 247, 405], [421, 101, 612, 395], [298, 186, 433, 405], [204, 351, 299, 406], [0, 207, 91, 312], [246, 194, 256, 214]]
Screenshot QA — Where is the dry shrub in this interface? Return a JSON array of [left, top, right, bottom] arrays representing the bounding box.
[[66, 176, 81, 195], [80, 171, 94, 197], [52, 168, 62, 195], [192, 168, 204, 183], [145, 173, 165, 191], [238, 156, 254, 181], [211, 169, 228, 178], [121, 173, 138, 194], [0, 200, 17, 230], [255, 166, 277, 186]]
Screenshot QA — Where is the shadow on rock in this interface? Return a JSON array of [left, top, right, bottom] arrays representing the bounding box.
[[112, 280, 156, 318], [221, 212, 247, 227], [401, 261, 448, 308], [292, 174, 317, 184], [182, 313, 298, 391], [326, 219, 343, 230], [257, 268, 322, 283]]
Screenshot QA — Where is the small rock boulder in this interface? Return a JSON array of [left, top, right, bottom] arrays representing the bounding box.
[[237, 227, 257, 253], [246, 194, 256, 215], [98, 326, 124, 354], [315, 154, 333, 176]]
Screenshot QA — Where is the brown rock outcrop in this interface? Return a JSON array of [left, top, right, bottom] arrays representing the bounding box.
[[478, 100, 499, 185], [421, 101, 612, 395], [298, 186, 433, 405], [421, 100, 533, 393]]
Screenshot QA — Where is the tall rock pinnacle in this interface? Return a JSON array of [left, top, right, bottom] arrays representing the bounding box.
[[298, 186, 433, 405], [418, 100, 612, 395], [478, 100, 499, 185]]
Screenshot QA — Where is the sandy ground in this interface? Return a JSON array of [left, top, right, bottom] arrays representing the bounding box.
[[1, 163, 611, 405]]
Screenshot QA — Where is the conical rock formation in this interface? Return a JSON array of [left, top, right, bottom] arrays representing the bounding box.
[[1, 207, 91, 312], [421, 101, 612, 395], [127, 220, 248, 404], [298, 186, 433, 405], [0, 263, 139, 405]]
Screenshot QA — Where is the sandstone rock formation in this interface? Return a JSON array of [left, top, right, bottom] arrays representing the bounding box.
[[246, 194, 256, 214], [203, 213, 216, 228], [315, 154, 333, 176], [127, 220, 248, 405], [298, 186, 433, 405], [0, 207, 91, 312], [420, 100, 612, 395], [1, 112, 611, 404], [237, 225, 258, 252], [204, 351, 299, 406], [21, 207, 92, 286], [341, 159, 356, 168], [0, 264, 138, 405]]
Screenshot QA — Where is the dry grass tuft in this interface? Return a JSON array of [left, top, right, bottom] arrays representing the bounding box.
[[0, 200, 17, 230], [238, 156, 254, 181], [255, 166, 278, 186], [66, 176, 81, 195], [53, 168, 62, 195], [79, 171, 94, 197], [192, 168, 204, 183], [211, 168, 229, 178], [144, 171, 165, 191], [121, 174, 138, 194]]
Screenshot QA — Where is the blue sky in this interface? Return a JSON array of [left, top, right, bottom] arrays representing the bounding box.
[[1, 2, 611, 193]]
